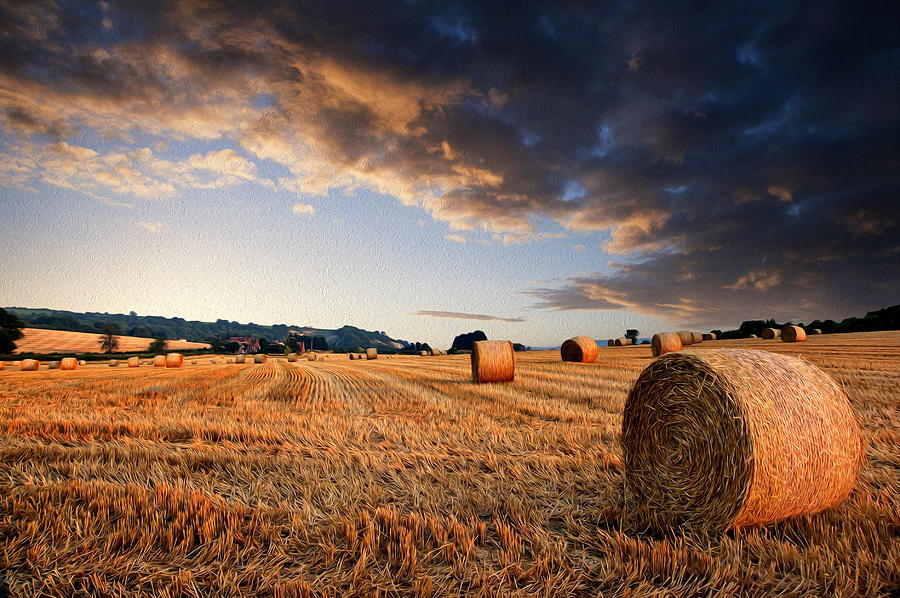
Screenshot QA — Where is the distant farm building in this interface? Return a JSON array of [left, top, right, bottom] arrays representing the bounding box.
[[230, 337, 260, 354]]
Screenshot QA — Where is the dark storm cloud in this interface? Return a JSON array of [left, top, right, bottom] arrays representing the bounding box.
[[0, 0, 898, 324]]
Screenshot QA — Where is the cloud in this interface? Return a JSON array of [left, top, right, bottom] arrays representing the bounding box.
[[292, 203, 315, 216], [137, 221, 167, 233], [409, 310, 526, 323], [444, 233, 467, 244]]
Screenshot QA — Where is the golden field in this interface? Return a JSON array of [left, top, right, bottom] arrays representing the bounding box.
[[12, 328, 210, 354], [1, 332, 898, 596]]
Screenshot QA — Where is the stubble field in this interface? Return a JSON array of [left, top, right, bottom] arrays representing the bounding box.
[[1, 332, 898, 596]]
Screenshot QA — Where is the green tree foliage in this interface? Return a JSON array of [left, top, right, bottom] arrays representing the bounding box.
[[98, 323, 120, 354], [0, 308, 25, 353], [625, 329, 639, 341], [148, 336, 167, 353]]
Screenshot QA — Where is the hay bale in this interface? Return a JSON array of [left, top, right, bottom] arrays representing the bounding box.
[[676, 331, 694, 346], [209, 359, 217, 364], [166, 353, 184, 368], [651, 333, 683, 358], [226, 358, 234, 364], [127, 357, 140, 368], [79, 360, 86, 366], [235, 355, 245, 364], [561, 336, 599, 363], [811, 328, 822, 335], [607, 339, 615, 347], [748, 334, 758, 339], [49, 361, 61, 369], [60, 358, 78, 370], [366, 348, 378, 360], [761, 328, 781, 339], [471, 340, 515, 383], [614, 337, 628, 346], [153, 355, 166, 367], [254, 354, 267, 364], [781, 325, 807, 343], [308, 353, 317, 361], [702, 333, 716, 341], [12, 361, 21, 367], [419, 350, 428, 356], [108, 360, 118, 367], [21, 359, 40, 371], [622, 348, 862, 534], [191, 359, 197, 365], [692, 332, 703, 344], [288, 353, 298, 362]]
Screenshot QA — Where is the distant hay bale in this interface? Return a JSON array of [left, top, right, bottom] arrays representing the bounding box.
[[308, 353, 317, 361], [153, 355, 166, 367], [235, 355, 246, 364], [692, 332, 703, 344], [622, 349, 862, 535], [811, 328, 822, 335], [254, 354, 267, 364], [761, 328, 781, 340], [209, 359, 217, 364], [60, 357, 78, 370], [471, 340, 515, 383], [748, 334, 758, 339], [190, 359, 197, 365], [78, 360, 86, 366], [127, 357, 140, 368], [288, 353, 298, 362], [781, 325, 807, 343], [651, 333, 683, 358], [676, 331, 694, 346], [607, 339, 615, 347], [702, 333, 716, 341], [21, 359, 40, 371], [49, 361, 61, 370], [166, 353, 184, 368], [614, 337, 628, 347], [108, 360, 118, 367], [226, 358, 234, 364], [419, 350, 428, 356], [366, 348, 377, 360], [561, 336, 599, 363]]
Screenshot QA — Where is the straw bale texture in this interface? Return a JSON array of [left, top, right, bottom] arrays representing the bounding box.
[[608, 339, 615, 347], [60, 358, 78, 370], [254, 354, 267, 364], [78, 360, 86, 366], [20, 359, 39, 371], [471, 340, 515, 383], [561, 336, 599, 363], [108, 360, 118, 367], [702, 333, 716, 341], [761, 327, 781, 339], [651, 333, 682, 357], [166, 354, 184, 368], [622, 348, 862, 534], [692, 332, 703, 344], [288, 353, 298, 362], [781, 326, 807, 343], [748, 334, 758, 338], [235, 355, 245, 364], [308, 353, 317, 361], [811, 328, 822, 335], [419, 351, 428, 356], [614, 337, 632, 347], [676, 331, 694, 346], [366, 348, 377, 360], [153, 355, 166, 367], [127, 357, 140, 368]]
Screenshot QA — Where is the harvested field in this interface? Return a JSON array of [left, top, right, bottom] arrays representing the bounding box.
[[1, 331, 898, 596], [13, 328, 210, 354]]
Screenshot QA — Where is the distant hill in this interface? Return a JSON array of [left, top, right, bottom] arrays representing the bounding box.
[[4, 307, 415, 352]]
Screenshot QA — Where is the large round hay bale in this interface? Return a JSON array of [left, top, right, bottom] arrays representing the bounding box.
[[781, 325, 806, 343], [691, 332, 703, 344], [622, 348, 862, 534], [108, 360, 118, 367], [308, 353, 317, 361], [810, 328, 822, 335], [366, 348, 377, 360], [651, 333, 683, 358], [48, 361, 61, 369], [561, 336, 599, 363], [127, 356, 140, 367], [21, 359, 40, 371], [153, 355, 166, 367], [60, 358, 78, 370], [676, 331, 694, 346], [761, 328, 780, 339], [614, 337, 628, 347], [702, 333, 716, 341], [235, 355, 245, 364], [165, 353, 183, 368], [254, 354, 267, 364], [288, 353, 298, 362], [471, 340, 515, 383]]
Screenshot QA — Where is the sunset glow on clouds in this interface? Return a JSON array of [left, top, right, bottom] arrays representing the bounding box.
[[0, 1, 897, 345]]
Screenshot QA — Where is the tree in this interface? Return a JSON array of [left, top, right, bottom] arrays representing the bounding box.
[[98, 323, 120, 354], [209, 336, 225, 352], [148, 336, 167, 353], [625, 329, 639, 341], [258, 337, 270, 352], [0, 308, 25, 354]]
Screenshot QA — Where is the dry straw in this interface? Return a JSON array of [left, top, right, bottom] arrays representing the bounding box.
[[561, 336, 598, 363], [622, 348, 862, 535], [166, 353, 184, 368], [761, 327, 781, 339], [614, 337, 633, 346], [20, 359, 39, 371], [692, 332, 703, 344], [60, 358, 78, 370], [153, 355, 166, 367], [128, 357, 140, 368], [366, 348, 378, 360], [0, 362, 4, 370], [651, 333, 683, 357], [676, 331, 694, 346], [190, 359, 197, 365], [235, 355, 245, 364], [419, 350, 428, 356], [254, 354, 267, 364], [471, 340, 515, 383], [702, 333, 717, 341], [781, 325, 807, 343], [288, 353, 298, 362], [78, 360, 86, 366], [108, 360, 118, 367], [308, 353, 317, 361]]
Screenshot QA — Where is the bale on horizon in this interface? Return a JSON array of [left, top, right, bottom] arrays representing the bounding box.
[[108, 360, 118, 367], [60, 357, 78, 370], [692, 332, 703, 344], [20, 359, 39, 371], [235, 355, 245, 364], [748, 334, 758, 339], [471, 340, 515, 383], [622, 348, 862, 534], [127, 356, 140, 368], [614, 337, 629, 347], [676, 331, 694, 346], [366, 348, 377, 360], [308, 353, 317, 361], [561, 336, 598, 363], [166, 353, 184, 368], [288, 353, 298, 362], [651, 333, 683, 358], [761, 328, 781, 339], [153, 355, 166, 367], [702, 333, 716, 341], [78, 360, 86, 366], [254, 354, 267, 364], [811, 328, 823, 335], [419, 350, 428, 356], [782, 326, 807, 343]]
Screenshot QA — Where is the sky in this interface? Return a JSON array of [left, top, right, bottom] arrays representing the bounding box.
[[0, 1, 898, 349]]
